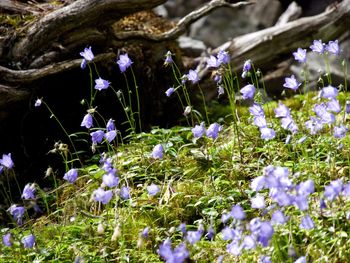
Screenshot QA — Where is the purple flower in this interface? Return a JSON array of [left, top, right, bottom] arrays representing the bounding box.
[[258, 221, 274, 247], [179, 223, 187, 234], [271, 210, 288, 225], [283, 75, 301, 91], [80, 46, 94, 61], [164, 51, 173, 66], [93, 188, 113, 204], [105, 130, 117, 143], [152, 144, 164, 159], [249, 103, 265, 117], [242, 235, 256, 250], [320, 85, 338, 99], [22, 234, 35, 248], [214, 73, 222, 84], [192, 122, 206, 138], [221, 227, 236, 241], [231, 205, 245, 220], [305, 117, 324, 135], [294, 256, 307, 263], [158, 239, 189, 263], [260, 127, 275, 140], [240, 84, 256, 100], [206, 123, 221, 139], [81, 113, 93, 129], [251, 176, 266, 191], [207, 55, 220, 68], [90, 130, 105, 144], [327, 99, 341, 113], [253, 116, 267, 128], [314, 104, 335, 124], [165, 87, 175, 97], [22, 183, 36, 199], [102, 172, 119, 188], [259, 255, 272, 263], [300, 214, 314, 230], [81, 59, 87, 69], [187, 69, 200, 84], [2, 233, 12, 247], [117, 53, 133, 73], [251, 195, 265, 209], [281, 116, 298, 134], [296, 179, 315, 196], [63, 168, 78, 183], [147, 183, 160, 196], [34, 99, 42, 107], [94, 77, 110, 91], [326, 40, 340, 55], [0, 153, 14, 169], [345, 101, 350, 113], [334, 124, 347, 138], [227, 240, 242, 256], [106, 119, 115, 132], [294, 195, 309, 211], [324, 179, 343, 201], [310, 40, 324, 54], [293, 48, 307, 63], [120, 186, 130, 200], [186, 230, 202, 244], [8, 205, 25, 225], [141, 227, 150, 238], [217, 50, 230, 64], [243, 59, 252, 73], [274, 103, 290, 118]]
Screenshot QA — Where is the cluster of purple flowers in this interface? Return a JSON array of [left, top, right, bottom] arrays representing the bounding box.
[[191, 122, 222, 140], [81, 117, 117, 144], [305, 85, 348, 137], [249, 103, 275, 140], [158, 238, 189, 263], [206, 50, 230, 69], [292, 40, 340, 65]]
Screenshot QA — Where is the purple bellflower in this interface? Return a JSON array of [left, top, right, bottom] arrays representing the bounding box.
[[207, 55, 220, 68], [164, 51, 173, 66], [152, 144, 164, 159], [165, 87, 175, 97], [249, 103, 265, 117], [240, 84, 256, 100], [117, 53, 133, 73], [102, 171, 119, 188], [0, 153, 14, 169], [81, 113, 93, 129], [120, 186, 130, 200], [93, 188, 113, 204], [320, 85, 338, 99], [192, 122, 206, 138], [94, 77, 110, 91], [217, 50, 230, 64], [22, 183, 36, 199], [106, 119, 115, 132], [105, 130, 117, 143], [2, 233, 12, 247], [274, 103, 290, 118], [299, 214, 314, 230], [283, 75, 301, 91], [147, 183, 160, 196], [187, 69, 200, 84], [333, 124, 347, 138], [90, 130, 105, 144], [293, 48, 307, 63], [260, 127, 275, 140], [310, 40, 324, 54], [8, 205, 25, 225], [80, 46, 94, 69], [63, 168, 78, 183], [326, 40, 340, 55], [231, 204, 246, 220], [22, 234, 35, 248], [206, 123, 221, 139]]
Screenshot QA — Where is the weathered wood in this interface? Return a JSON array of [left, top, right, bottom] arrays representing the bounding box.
[[9, 0, 167, 62], [216, 0, 350, 72]]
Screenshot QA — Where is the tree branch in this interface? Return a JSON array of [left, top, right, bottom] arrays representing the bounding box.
[[114, 0, 254, 41], [10, 0, 167, 62], [0, 53, 115, 84]]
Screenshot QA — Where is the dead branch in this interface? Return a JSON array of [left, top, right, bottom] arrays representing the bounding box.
[[114, 0, 254, 41]]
